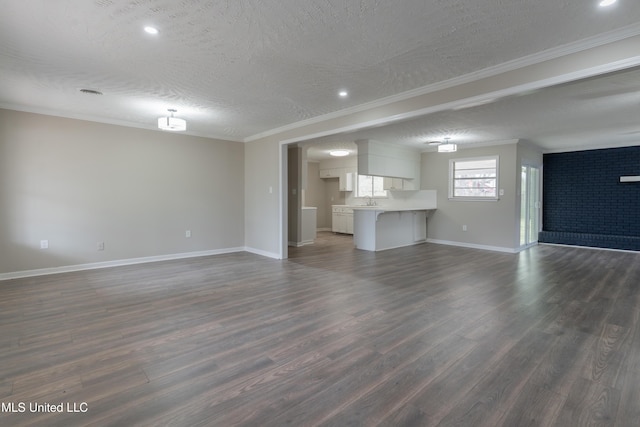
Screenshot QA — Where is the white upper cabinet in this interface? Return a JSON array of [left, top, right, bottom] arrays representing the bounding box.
[[319, 168, 341, 178], [355, 139, 420, 183], [319, 156, 357, 192], [383, 177, 416, 191]]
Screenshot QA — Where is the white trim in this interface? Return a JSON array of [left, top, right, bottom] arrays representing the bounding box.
[[0, 103, 244, 143], [245, 25, 640, 143], [620, 176, 640, 182], [0, 247, 246, 281], [517, 242, 539, 252], [448, 155, 500, 201], [427, 238, 517, 254], [244, 246, 282, 259], [279, 142, 288, 260], [365, 241, 427, 252], [288, 240, 315, 247]]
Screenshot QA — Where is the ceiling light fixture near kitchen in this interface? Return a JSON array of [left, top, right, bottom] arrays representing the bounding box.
[[437, 138, 457, 153], [158, 109, 186, 131], [338, 90, 348, 98], [598, 0, 617, 7], [79, 88, 103, 95], [329, 149, 350, 157], [144, 26, 159, 35]]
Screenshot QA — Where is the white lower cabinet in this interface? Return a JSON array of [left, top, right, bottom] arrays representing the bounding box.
[[346, 213, 354, 234], [332, 206, 354, 234], [383, 177, 416, 191]]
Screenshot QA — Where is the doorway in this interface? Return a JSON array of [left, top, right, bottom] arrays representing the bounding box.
[[520, 164, 541, 248]]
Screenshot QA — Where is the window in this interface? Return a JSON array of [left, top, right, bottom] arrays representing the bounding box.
[[449, 156, 499, 200], [356, 175, 387, 198]]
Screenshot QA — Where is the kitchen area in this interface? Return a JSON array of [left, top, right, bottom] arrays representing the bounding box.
[[289, 139, 437, 252]]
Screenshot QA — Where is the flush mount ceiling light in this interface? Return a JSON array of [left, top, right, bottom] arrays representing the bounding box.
[[144, 26, 159, 34], [79, 88, 103, 95], [329, 149, 350, 157], [158, 109, 186, 131], [338, 90, 348, 98], [598, 0, 617, 6], [437, 138, 457, 153]]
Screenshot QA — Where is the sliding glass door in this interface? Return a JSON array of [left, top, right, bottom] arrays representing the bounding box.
[[520, 164, 541, 247]]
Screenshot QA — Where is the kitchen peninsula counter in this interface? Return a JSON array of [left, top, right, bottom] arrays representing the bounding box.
[[352, 205, 435, 251]]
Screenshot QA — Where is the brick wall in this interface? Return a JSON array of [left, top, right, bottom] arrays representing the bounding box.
[[540, 146, 640, 250]]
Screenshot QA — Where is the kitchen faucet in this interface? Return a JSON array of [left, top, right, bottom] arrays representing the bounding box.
[[366, 197, 377, 206]]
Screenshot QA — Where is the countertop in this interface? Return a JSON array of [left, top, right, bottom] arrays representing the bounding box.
[[332, 204, 436, 211], [350, 205, 436, 212]]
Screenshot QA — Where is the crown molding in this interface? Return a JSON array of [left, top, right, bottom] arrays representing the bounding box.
[[0, 104, 244, 143], [245, 23, 640, 143]]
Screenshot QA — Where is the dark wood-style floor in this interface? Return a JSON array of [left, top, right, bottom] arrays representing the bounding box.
[[1, 232, 640, 426]]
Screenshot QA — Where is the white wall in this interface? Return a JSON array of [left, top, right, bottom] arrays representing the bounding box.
[[0, 109, 245, 275]]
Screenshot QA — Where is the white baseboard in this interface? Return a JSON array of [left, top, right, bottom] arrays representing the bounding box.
[[317, 227, 332, 232], [370, 240, 427, 252], [427, 238, 517, 254], [243, 246, 281, 260], [0, 239, 530, 281], [0, 247, 246, 281], [288, 240, 315, 247]]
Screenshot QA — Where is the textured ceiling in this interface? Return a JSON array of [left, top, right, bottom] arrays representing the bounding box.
[[1, 0, 640, 150], [305, 65, 640, 158]]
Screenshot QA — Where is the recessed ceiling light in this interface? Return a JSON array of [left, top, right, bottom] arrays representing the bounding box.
[[338, 90, 348, 98], [598, 0, 617, 7], [144, 26, 159, 35], [329, 149, 350, 157]]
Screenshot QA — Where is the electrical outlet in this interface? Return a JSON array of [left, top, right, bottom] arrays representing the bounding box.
[[185, 230, 191, 238], [97, 241, 105, 251], [40, 240, 49, 249], [462, 225, 467, 232]]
